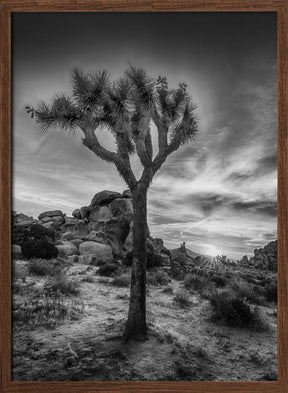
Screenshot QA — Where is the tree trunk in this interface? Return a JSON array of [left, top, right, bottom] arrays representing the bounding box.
[[124, 183, 148, 341]]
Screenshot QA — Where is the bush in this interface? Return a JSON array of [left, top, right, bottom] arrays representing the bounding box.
[[147, 269, 170, 286], [28, 259, 63, 276], [173, 290, 190, 308], [147, 253, 163, 269], [97, 263, 119, 277], [12, 222, 55, 246], [229, 280, 263, 305], [81, 276, 95, 283], [265, 282, 277, 302], [28, 224, 55, 241], [112, 274, 131, 287], [184, 273, 211, 292], [22, 238, 58, 260], [210, 273, 227, 288], [209, 289, 268, 331], [12, 294, 84, 327], [45, 273, 80, 296]]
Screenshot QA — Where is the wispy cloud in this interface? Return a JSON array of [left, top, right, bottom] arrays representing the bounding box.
[[12, 13, 277, 259]]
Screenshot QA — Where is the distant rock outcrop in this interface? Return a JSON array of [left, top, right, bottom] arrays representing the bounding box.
[[239, 240, 277, 271]]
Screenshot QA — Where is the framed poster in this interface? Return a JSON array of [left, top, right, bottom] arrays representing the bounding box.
[[1, 1, 288, 392]]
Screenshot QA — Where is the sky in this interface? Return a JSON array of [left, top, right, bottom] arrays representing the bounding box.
[[12, 12, 277, 259]]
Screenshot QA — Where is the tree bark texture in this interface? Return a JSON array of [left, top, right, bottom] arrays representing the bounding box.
[[124, 183, 148, 341]]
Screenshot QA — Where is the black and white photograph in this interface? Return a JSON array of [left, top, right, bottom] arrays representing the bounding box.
[[11, 12, 277, 381]]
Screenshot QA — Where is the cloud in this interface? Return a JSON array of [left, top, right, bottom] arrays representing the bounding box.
[[12, 13, 277, 259]]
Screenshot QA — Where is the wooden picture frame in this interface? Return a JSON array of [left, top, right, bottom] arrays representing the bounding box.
[[1, 1, 287, 392]]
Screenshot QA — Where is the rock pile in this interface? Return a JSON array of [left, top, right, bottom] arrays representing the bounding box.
[[12, 189, 170, 267]]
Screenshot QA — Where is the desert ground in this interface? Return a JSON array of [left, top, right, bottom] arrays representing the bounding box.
[[12, 257, 277, 382]]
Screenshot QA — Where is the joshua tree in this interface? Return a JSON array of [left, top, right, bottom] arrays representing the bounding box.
[[26, 66, 198, 340]]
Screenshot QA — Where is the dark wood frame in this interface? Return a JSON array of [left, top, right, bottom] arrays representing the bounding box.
[[1, 1, 287, 392]]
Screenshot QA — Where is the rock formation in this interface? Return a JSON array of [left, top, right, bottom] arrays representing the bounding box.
[[239, 240, 277, 271], [12, 190, 170, 267]]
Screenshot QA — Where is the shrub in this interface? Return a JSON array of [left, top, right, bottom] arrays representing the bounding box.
[[45, 273, 80, 296], [264, 282, 277, 302], [184, 273, 211, 292], [209, 289, 268, 331], [28, 223, 55, 241], [146, 273, 157, 286], [22, 238, 58, 260], [147, 269, 170, 286], [147, 253, 163, 269], [28, 258, 63, 276], [12, 294, 84, 327], [112, 274, 131, 287], [81, 276, 95, 283], [173, 290, 190, 308], [155, 270, 170, 285], [12, 222, 55, 246], [210, 273, 227, 288], [97, 263, 119, 277], [229, 280, 263, 305]]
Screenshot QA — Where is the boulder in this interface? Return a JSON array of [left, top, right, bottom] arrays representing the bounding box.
[[109, 198, 133, 220], [86, 230, 106, 244], [50, 215, 65, 225], [38, 210, 64, 221], [79, 241, 113, 263], [89, 205, 113, 222], [70, 239, 83, 248], [87, 222, 101, 232], [78, 254, 97, 265], [72, 209, 81, 219], [12, 244, 22, 259], [90, 190, 122, 208], [17, 217, 38, 227], [104, 218, 130, 256], [60, 232, 74, 241], [65, 217, 77, 225], [42, 221, 55, 230], [73, 220, 89, 238], [40, 217, 53, 223], [122, 189, 132, 198], [80, 206, 90, 220], [56, 241, 79, 257]]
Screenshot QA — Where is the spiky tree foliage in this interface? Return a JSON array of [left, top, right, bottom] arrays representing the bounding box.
[[27, 65, 198, 340]]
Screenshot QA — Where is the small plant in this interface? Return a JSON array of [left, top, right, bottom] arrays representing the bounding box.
[[147, 269, 170, 286], [97, 263, 119, 277], [229, 279, 263, 305], [28, 259, 63, 277], [112, 274, 131, 287], [184, 273, 212, 293], [44, 273, 80, 296], [12, 293, 85, 327], [173, 290, 190, 308], [81, 276, 95, 283], [209, 289, 268, 331], [210, 273, 227, 288], [155, 270, 170, 285]]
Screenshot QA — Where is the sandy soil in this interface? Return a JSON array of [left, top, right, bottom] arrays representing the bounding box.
[[12, 260, 277, 382]]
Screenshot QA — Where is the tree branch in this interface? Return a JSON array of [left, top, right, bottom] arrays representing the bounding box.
[[131, 113, 153, 168], [82, 127, 116, 163]]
